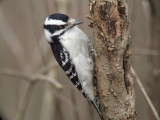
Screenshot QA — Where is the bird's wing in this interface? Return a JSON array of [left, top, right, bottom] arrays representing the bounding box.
[[59, 48, 85, 92], [51, 43, 86, 97]]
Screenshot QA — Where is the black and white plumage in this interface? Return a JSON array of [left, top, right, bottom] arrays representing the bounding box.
[[43, 13, 102, 118]]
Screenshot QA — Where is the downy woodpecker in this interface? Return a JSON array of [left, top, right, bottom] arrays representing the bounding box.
[[43, 13, 102, 118]]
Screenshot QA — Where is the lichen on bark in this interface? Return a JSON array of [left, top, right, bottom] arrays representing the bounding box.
[[88, 0, 136, 119]]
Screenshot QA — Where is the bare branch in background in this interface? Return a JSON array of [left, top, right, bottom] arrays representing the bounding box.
[[36, 62, 56, 74], [132, 48, 160, 56], [54, 93, 90, 120], [131, 67, 160, 120], [0, 68, 63, 120], [30, 34, 50, 68], [15, 82, 34, 120], [0, 69, 63, 89], [0, 11, 31, 72], [55, 0, 69, 13]]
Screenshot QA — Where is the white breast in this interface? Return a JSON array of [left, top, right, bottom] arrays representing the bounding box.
[[60, 26, 94, 100]]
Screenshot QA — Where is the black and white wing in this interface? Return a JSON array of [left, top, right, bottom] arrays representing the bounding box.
[[50, 43, 86, 97]]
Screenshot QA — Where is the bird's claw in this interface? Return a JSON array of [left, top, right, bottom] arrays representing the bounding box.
[[90, 49, 98, 57]]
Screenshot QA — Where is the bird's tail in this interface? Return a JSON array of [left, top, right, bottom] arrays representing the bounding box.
[[85, 95, 102, 119], [91, 100, 103, 120]]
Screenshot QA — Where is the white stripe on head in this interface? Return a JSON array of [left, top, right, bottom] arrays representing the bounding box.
[[44, 17, 66, 25]]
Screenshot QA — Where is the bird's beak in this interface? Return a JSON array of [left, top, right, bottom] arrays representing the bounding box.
[[65, 20, 83, 30], [68, 20, 83, 28], [72, 21, 83, 26]]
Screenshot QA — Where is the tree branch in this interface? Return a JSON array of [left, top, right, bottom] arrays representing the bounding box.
[[0, 68, 63, 120], [88, 0, 136, 119], [0, 69, 63, 89]]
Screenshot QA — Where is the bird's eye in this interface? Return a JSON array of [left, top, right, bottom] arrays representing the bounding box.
[[59, 25, 66, 29]]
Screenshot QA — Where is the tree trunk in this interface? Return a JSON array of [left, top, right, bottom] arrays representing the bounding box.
[[88, 0, 136, 119]]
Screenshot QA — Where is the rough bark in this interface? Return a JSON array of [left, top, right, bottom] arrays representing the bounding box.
[[88, 0, 136, 119]]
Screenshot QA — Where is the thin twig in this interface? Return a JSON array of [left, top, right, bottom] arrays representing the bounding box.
[[15, 82, 34, 120], [29, 34, 50, 67], [36, 62, 56, 74], [0, 69, 63, 89], [33, 74, 62, 89], [0, 69, 63, 120], [131, 66, 160, 120]]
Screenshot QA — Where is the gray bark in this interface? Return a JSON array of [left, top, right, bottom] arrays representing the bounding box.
[[88, 0, 136, 119]]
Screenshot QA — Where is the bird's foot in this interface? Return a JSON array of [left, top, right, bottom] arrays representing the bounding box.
[[90, 49, 98, 57]]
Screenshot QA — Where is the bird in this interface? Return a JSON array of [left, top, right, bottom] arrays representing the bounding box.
[[43, 13, 102, 118]]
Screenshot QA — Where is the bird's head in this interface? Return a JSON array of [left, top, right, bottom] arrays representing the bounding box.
[[43, 13, 83, 43]]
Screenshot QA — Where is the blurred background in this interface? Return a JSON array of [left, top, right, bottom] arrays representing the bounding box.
[[0, 0, 160, 120]]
